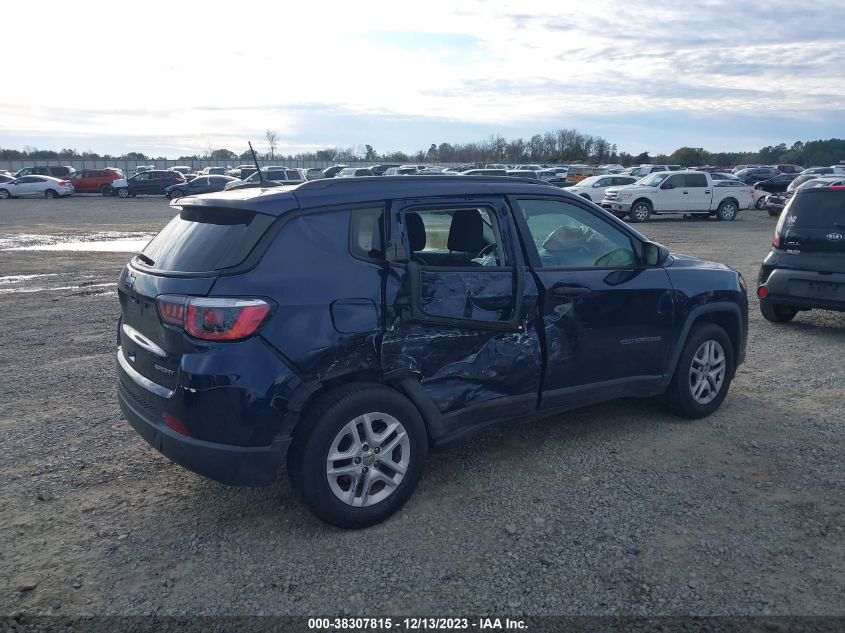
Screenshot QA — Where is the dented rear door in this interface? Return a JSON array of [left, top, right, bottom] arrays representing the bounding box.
[[382, 196, 542, 431]]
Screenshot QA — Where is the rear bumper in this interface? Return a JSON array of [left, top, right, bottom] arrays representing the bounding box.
[[117, 349, 290, 486], [759, 268, 845, 312]]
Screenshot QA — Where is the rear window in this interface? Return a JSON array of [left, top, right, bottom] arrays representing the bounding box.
[[785, 191, 845, 229], [137, 207, 275, 273]]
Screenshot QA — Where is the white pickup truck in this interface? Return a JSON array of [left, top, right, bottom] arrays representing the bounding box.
[[601, 170, 754, 223]]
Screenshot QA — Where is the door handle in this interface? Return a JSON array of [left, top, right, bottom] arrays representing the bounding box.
[[682, 191, 689, 194], [551, 284, 591, 298], [704, 190, 711, 194]]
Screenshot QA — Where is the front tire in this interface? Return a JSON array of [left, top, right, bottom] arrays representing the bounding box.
[[169, 189, 185, 199], [0, 189, 10, 199], [755, 196, 766, 210], [664, 323, 734, 419], [288, 383, 428, 529], [760, 301, 798, 323], [100, 184, 112, 196], [716, 200, 738, 221], [117, 187, 130, 198], [629, 201, 652, 223]]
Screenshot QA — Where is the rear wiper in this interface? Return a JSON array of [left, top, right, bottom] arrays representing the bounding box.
[[135, 252, 155, 266], [834, 223, 845, 229]]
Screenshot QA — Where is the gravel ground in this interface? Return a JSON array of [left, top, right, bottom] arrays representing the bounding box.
[[1, 196, 843, 617]]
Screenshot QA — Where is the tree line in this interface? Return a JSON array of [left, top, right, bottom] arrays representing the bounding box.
[[2, 134, 843, 168]]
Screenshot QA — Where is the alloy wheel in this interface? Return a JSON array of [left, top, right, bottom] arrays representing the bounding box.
[[326, 412, 410, 508]]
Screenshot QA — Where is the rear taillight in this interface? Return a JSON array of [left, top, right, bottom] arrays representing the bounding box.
[[156, 295, 272, 341], [757, 286, 768, 299], [773, 233, 781, 248], [60, 180, 71, 186]]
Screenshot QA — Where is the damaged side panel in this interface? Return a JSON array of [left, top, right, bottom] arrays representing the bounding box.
[[212, 208, 385, 388], [383, 197, 543, 434]]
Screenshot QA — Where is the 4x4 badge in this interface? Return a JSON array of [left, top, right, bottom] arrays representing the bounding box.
[[826, 233, 843, 241]]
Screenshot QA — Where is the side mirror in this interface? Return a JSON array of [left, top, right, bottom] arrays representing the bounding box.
[[643, 241, 670, 266], [660, 182, 674, 190]]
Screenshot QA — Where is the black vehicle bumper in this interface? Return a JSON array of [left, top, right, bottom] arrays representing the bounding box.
[[759, 268, 845, 312], [117, 354, 290, 487]]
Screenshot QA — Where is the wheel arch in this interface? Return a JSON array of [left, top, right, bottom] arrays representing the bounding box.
[[632, 197, 653, 209], [665, 303, 744, 384], [291, 368, 444, 446]]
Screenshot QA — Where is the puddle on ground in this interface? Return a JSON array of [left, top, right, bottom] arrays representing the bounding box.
[[0, 232, 154, 252], [0, 273, 118, 296]]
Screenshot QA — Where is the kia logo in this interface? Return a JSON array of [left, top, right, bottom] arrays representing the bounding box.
[[826, 233, 843, 241]]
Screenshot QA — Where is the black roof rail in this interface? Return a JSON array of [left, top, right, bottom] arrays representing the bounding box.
[[294, 175, 542, 190]]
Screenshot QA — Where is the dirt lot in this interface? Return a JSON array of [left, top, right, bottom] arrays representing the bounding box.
[[1, 196, 843, 617]]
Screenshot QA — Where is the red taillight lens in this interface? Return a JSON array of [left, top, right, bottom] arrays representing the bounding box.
[[157, 295, 271, 340], [185, 299, 271, 340], [773, 233, 781, 248], [156, 295, 187, 325], [757, 286, 768, 299]]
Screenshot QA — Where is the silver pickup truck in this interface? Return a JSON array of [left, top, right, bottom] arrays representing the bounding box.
[[602, 170, 754, 223]]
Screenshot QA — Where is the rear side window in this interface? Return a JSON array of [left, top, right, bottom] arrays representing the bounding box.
[[685, 173, 708, 187], [351, 207, 385, 259], [784, 191, 845, 229], [137, 207, 275, 272]]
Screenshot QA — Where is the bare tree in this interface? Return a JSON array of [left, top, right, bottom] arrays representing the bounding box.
[[265, 129, 279, 160]]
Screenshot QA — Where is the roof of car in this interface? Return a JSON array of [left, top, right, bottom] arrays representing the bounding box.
[[175, 175, 568, 215]]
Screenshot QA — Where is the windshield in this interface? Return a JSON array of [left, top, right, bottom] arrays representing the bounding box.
[[639, 173, 669, 187]]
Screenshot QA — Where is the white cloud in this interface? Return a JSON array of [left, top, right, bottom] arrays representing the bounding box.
[[0, 0, 842, 155]]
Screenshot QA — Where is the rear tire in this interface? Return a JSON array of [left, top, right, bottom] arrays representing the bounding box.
[[629, 201, 652, 223], [117, 187, 130, 198], [100, 184, 112, 196], [716, 200, 738, 221], [664, 323, 734, 419], [760, 301, 798, 323], [288, 383, 428, 529], [44, 189, 57, 199]]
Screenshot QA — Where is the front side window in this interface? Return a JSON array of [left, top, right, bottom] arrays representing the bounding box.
[[403, 207, 505, 267], [516, 199, 638, 269]]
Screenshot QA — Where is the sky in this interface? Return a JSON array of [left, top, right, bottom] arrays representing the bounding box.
[[1, 0, 843, 158]]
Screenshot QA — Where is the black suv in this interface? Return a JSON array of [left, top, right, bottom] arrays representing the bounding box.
[[116, 176, 748, 528], [758, 186, 845, 322], [114, 170, 185, 197]]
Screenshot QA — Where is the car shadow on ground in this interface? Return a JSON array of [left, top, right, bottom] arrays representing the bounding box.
[[180, 395, 680, 534]]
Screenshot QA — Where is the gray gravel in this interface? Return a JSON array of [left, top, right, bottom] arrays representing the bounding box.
[[1, 196, 843, 616]]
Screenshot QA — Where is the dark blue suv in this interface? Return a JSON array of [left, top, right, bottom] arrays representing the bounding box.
[[117, 176, 748, 528]]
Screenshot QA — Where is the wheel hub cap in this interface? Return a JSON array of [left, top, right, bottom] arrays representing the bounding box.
[[689, 340, 726, 405], [326, 412, 410, 508]]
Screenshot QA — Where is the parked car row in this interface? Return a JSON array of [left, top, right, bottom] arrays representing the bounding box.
[[3, 161, 843, 203]]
